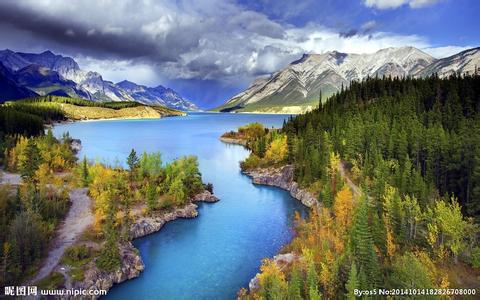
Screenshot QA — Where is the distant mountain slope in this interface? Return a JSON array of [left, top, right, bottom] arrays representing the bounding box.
[[0, 49, 198, 111], [117, 80, 198, 111], [0, 62, 38, 103], [12, 64, 90, 99], [216, 46, 479, 113], [417, 47, 480, 78]]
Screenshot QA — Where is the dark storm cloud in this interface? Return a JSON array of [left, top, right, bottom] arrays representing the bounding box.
[[338, 20, 377, 38], [0, 1, 198, 62], [339, 29, 358, 38]]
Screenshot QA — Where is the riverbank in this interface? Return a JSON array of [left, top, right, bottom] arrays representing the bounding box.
[[219, 136, 317, 208], [243, 165, 318, 208], [219, 136, 247, 146], [68, 190, 219, 298]]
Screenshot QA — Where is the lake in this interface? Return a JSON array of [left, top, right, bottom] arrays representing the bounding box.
[[53, 112, 308, 300]]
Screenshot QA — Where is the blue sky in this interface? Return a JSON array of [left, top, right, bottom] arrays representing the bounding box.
[[0, 0, 478, 108], [240, 0, 478, 47]]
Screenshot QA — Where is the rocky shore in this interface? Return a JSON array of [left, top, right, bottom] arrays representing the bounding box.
[[72, 190, 218, 298], [219, 136, 247, 146], [244, 165, 318, 208], [248, 252, 298, 292]]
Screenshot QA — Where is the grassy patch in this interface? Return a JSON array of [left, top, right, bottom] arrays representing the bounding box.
[[60, 245, 97, 282], [61, 245, 95, 268], [36, 272, 65, 289], [68, 267, 85, 282]]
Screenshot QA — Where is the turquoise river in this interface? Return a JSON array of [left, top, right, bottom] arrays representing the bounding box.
[[53, 112, 308, 300]]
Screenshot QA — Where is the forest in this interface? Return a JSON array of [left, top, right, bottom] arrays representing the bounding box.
[[15, 95, 143, 109], [0, 131, 76, 285], [236, 74, 480, 299]]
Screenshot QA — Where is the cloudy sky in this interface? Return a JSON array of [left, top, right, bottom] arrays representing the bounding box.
[[0, 0, 478, 108]]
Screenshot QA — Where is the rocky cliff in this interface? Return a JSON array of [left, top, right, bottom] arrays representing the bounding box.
[[244, 165, 318, 208]]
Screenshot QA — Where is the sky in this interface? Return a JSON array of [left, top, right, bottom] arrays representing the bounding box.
[[0, 0, 478, 109]]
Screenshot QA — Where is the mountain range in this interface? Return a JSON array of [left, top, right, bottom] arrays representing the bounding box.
[[0, 49, 198, 111], [216, 46, 480, 113]]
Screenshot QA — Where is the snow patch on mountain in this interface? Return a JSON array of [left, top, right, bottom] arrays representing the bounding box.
[[220, 46, 479, 113]]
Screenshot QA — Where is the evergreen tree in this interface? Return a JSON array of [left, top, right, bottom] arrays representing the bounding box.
[[81, 156, 89, 187], [146, 182, 157, 211], [19, 139, 42, 184], [287, 267, 303, 300], [351, 197, 381, 288], [345, 263, 358, 300], [96, 193, 120, 271], [127, 149, 139, 171], [305, 261, 319, 298]]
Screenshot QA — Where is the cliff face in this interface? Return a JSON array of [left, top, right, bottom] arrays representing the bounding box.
[[72, 190, 218, 298], [130, 203, 199, 239], [79, 242, 144, 293], [244, 165, 318, 208]]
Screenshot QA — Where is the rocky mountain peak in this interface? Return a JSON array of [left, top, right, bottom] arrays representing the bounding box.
[[218, 46, 479, 114]]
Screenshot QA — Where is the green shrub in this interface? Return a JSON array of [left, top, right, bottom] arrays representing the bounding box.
[[36, 272, 65, 289], [471, 247, 480, 268], [240, 154, 262, 171]]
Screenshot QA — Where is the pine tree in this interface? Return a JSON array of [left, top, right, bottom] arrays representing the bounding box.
[[305, 261, 319, 298], [81, 156, 89, 187], [345, 263, 358, 300], [287, 267, 303, 300], [146, 182, 157, 211], [19, 139, 42, 184], [468, 145, 480, 219], [351, 197, 381, 288], [127, 149, 139, 171], [96, 193, 120, 271]]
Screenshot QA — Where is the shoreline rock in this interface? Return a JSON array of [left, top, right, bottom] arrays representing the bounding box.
[[71, 190, 219, 299], [219, 136, 247, 146], [70, 139, 82, 153], [244, 165, 318, 208], [248, 253, 298, 292]]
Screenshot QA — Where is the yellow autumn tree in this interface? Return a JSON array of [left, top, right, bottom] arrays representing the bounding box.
[[7, 136, 28, 171], [264, 135, 288, 164], [88, 163, 117, 231], [333, 186, 354, 234]]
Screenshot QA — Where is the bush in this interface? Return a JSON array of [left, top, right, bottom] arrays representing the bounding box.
[[36, 272, 65, 289], [240, 154, 262, 171], [62, 245, 91, 266], [204, 183, 214, 193], [471, 247, 480, 268], [158, 195, 175, 210], [96, 244, 121, 272]]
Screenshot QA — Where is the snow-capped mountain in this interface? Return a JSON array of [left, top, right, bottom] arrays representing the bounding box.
[[0, 49, 198, 111], [416, 47, 480, 78], [117, 80, 198, 111], [218, 46, 479, 113]]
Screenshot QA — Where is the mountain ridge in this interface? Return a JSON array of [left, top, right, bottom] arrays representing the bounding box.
[[0, 49, 198, 111], [216, 46, 480, 113]]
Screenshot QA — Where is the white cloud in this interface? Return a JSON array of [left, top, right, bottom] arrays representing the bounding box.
[[361, 20, 377, 32], [422, 45, 473, 58], [364, 0, 441, 9], [75, 56, 163, 86]]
